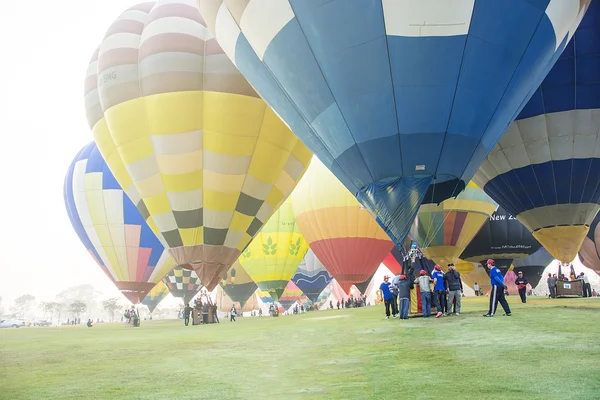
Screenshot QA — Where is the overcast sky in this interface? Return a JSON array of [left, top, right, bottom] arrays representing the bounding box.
[[0, 0, 146, 304]]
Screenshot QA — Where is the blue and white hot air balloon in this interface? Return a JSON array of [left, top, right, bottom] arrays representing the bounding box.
[[198, 0, 590, 249]]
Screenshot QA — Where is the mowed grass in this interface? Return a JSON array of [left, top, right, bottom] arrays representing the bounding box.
[[1, 297, 599, 400]]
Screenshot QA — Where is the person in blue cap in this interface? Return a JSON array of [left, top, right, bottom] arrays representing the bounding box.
[[379, 275, 394, 319]]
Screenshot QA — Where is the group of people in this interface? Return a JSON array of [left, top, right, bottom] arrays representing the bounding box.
[[546, 271, 594, 298], [379, 259, 513, 319], [330, 294, 368, 310], [124, 307, 140, 327], [378, 263, 465, 319]]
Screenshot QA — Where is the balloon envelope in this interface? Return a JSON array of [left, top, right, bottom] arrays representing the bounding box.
[[239, 200, 309, 301], [85, 1, 312, 289], [474, 3, 600, 262], [278, 281, 304, 311], [410, 182, 497, 266], [64, 142, 175, 303], [292, 157, 394, 294], [141, 281, 169, 313], [460, 206, 542, 271], [199, 0, 589, 251], [163, 266, 203, 305], [291, 249, 333, 303], [220, 261, 258, 309]]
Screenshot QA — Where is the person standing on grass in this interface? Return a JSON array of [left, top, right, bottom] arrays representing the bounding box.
[[483, 259, 511, 317], [379, 275, 394, 319], [390, 274, 401, 317], [547, 273, 557, 298], [515, 271, 529, 303], [397, 275, 413, 320], [414, 270, 433, 317], [184, 303, 192, 326], [581, 272, 592, 297], [444, 264, 463, 315], [230, 305, 237, 322], [474, 282, 480, 296], [432, 265, 446, 318]]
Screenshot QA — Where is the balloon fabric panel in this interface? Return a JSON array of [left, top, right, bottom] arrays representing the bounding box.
[[220, 261, 258, 308], [474, 2, 600, 262], [85, 1, 311, 289], [199, 0, 589, 252], [163, 266, 203, 305], [292, 249, 333, 303]]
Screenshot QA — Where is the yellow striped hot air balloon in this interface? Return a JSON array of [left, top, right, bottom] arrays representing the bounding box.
[[84, 1, 311, 290], [239, 199, 309, 301], [410, 182, 498, 268]]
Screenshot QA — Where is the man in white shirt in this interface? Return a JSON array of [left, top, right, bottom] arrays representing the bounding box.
[[581, 272, 592, 297]]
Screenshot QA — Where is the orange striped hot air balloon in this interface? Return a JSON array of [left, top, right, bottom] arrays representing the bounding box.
[[292, 158, 394, 294]]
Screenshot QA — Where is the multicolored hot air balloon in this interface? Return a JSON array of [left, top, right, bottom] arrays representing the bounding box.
[[292, 157, 394, 294], [278, 281, 304, 311], [578, 212, 600, 274], [410, 182, 497, 267], [291, 249, 333, 303], [474, 2, 600, 263], [239, 199, 309, 301], [64, 142, 175, 303], [85, 0, 311, 291], [460, 206, 542, 274], [216, 286, 259, 313], [141, 281, 170, 313], [198, 0, 589, 251], [220, 261, 258, 309], [163, 266, 203, 305]]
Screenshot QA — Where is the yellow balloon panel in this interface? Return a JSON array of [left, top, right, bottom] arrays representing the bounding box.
[[239, 200, 309, 301], [85, 2, 312, 287]]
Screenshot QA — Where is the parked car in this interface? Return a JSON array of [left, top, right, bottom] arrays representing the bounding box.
[[33, 319, 52, 327], [0, 319, 25, 328]]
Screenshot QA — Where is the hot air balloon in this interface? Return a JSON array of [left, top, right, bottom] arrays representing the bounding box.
[[410, 182, 497, 267], [315, 285, 333, 310], [291, 249, 333, 303], [220, 261, 258, 309], [85, 0, 311, 291], [292, 157, 394, 294], [354, 273, 376, 297], [64, 142, 175, 303], [256, 289, 274, 304], [216, 286, 259, 313], [163, 266, 203, 305], [278, 281, 304, 311], [141, 281, 170, 313], [513, 247, 554, 288], [198, 0, 589, 252], [460, 206, 542, 274], [474, 2, 600, 264], [578, 212, 600, 274], [239, 199, 308, 301]]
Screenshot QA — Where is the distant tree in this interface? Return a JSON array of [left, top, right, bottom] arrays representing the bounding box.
[[69, 300, 87, 320], [40, 302, 55, 320], [102, 298, 121, 322], [52, 302, 66, 324], [12, 294, 36, 318], [57, 284, 101, 318]]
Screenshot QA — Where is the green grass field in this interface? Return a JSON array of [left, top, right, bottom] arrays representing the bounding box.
[[1, 297, 599, 400]]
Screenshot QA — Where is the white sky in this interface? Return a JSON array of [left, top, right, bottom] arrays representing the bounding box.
[[0, 0, 144, 304]]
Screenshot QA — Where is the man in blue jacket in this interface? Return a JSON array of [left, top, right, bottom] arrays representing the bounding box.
[[432, 265, 446, 318], [483, 259, 511, 317], [379, 275, 394, 319]]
